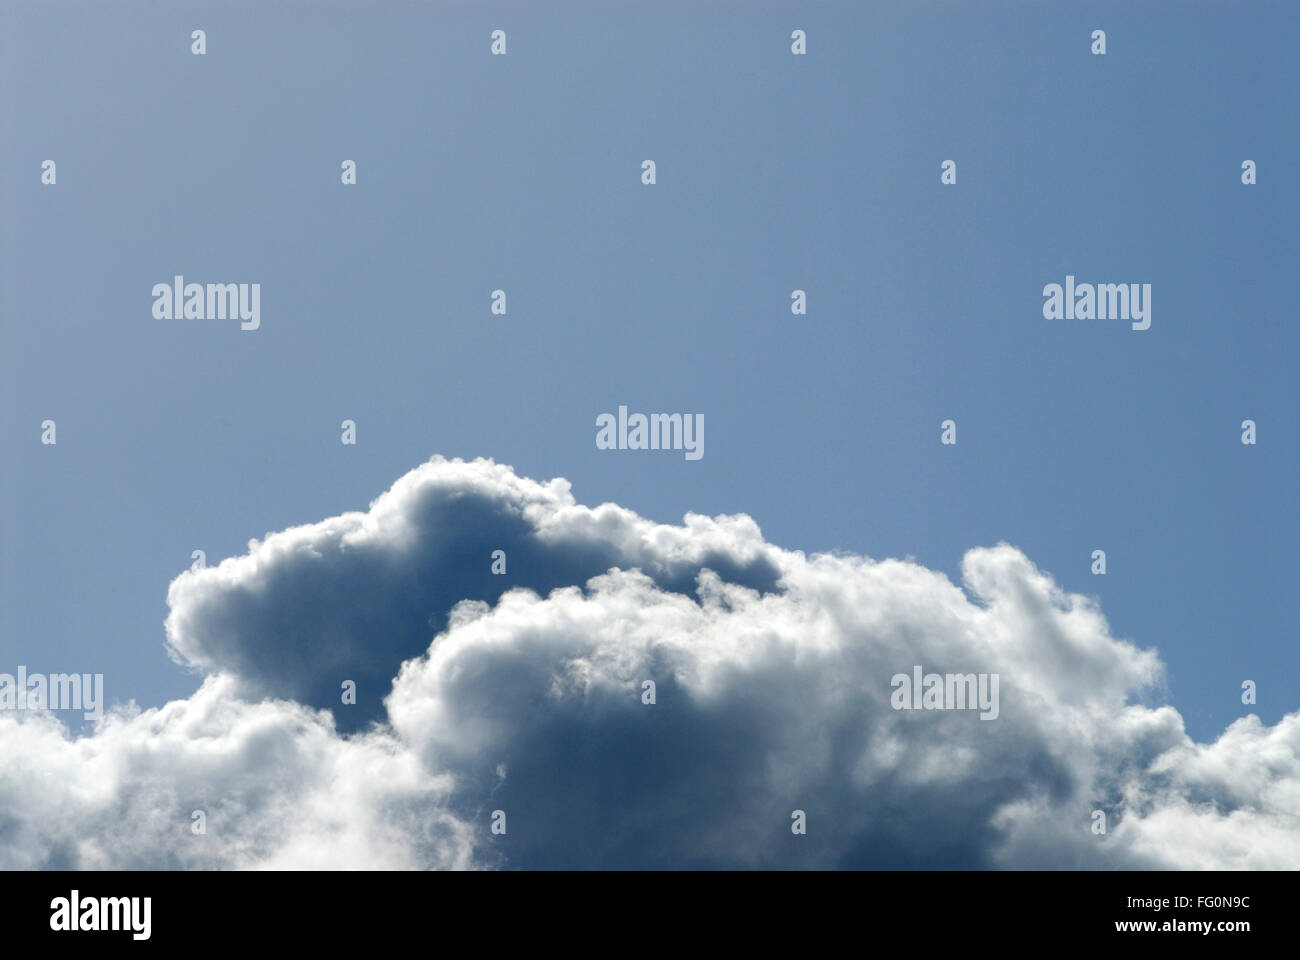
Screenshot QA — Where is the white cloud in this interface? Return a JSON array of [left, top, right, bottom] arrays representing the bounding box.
[[0, 675, 474, 870], [2, 457, 1295, 868]]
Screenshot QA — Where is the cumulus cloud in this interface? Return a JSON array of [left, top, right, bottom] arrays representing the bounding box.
[[0, 674, 473, 870], [1, 456, 1296, 869], [161, 457, 781, 732]]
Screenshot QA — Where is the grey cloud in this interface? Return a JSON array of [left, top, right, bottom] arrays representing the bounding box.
[[163, 458, 780, 733], [2, 457, 1295, 869]]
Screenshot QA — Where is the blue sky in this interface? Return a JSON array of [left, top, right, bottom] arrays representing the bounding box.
[[3, 0, 1296, 763]]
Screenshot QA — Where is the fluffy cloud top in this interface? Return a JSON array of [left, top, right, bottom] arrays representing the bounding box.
[[2, 457, 1296, 869], [162, 458, 781, 731]]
